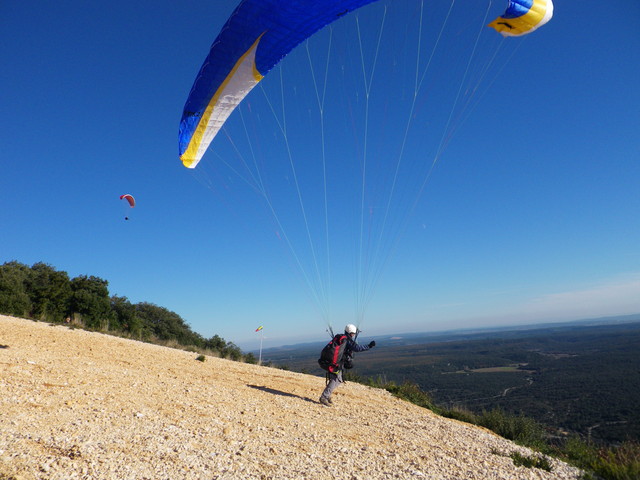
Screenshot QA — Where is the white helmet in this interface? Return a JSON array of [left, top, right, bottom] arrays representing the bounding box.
[[345, 324, 357, 335]]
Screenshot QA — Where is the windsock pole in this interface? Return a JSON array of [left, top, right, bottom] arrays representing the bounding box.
[[255, 326, 264, 365]]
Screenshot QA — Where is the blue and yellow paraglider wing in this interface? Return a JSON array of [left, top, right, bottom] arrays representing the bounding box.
[[179, 0, 378, 169], [488, 0, 554, 37]]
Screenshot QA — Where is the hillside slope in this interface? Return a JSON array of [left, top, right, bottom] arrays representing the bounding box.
[[0, 315, 582, 479]]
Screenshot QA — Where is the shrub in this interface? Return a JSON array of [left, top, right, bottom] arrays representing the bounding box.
[[563, 438, 640, 480], [510, 451, 552, 471], [591, 441, 640, 480], [478, 407, 547, 449], [385, 381, 435, 410], [441, 406, 478, 425], [243, 352, 258, 364]]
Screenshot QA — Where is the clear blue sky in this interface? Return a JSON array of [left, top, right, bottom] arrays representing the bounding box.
[[2, 1, 639, 351]]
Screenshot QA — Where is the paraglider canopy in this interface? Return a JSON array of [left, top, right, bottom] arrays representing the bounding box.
[[178, 0, 554, 168], [119, 194, 135, 220], [119, 194, 135, 207], [488, 0, 553, 37]]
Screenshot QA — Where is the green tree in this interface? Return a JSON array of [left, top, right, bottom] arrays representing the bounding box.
[[26, 262, 72, 322], [244, 352, 258, 364], [69, 275, 115, 330], [110, 295, 143, 338], [222, 342, 242, 361], [135, 302, 204, 347], [205, 334, 227, 352], [0, 261, 32, 317]]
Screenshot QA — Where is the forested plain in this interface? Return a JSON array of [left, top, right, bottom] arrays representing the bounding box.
[[264, 319, 640, 446]]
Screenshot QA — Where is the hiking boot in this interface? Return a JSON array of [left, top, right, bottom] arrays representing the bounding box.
[[319, 396, 331, 407]]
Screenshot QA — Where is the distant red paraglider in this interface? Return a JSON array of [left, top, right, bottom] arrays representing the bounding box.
[[119, 194, 135, 220], [119, 194, 135, 207]]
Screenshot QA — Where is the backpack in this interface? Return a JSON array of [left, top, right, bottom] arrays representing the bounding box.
[[318, 334, 349, 373]]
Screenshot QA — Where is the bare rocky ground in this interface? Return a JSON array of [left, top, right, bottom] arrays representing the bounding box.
[[0, 315, 583, 479]]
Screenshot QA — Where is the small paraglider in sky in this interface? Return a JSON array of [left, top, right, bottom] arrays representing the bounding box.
[[119, 194, 135, 220]]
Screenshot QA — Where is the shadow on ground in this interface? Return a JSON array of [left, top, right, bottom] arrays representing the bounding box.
[[247, 384, 318, 404]]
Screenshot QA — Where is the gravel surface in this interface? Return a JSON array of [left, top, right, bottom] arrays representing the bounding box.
[[0, 315, 583, 479]]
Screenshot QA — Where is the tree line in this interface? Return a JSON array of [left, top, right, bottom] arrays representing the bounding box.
[[0, 261, 252, 362]]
